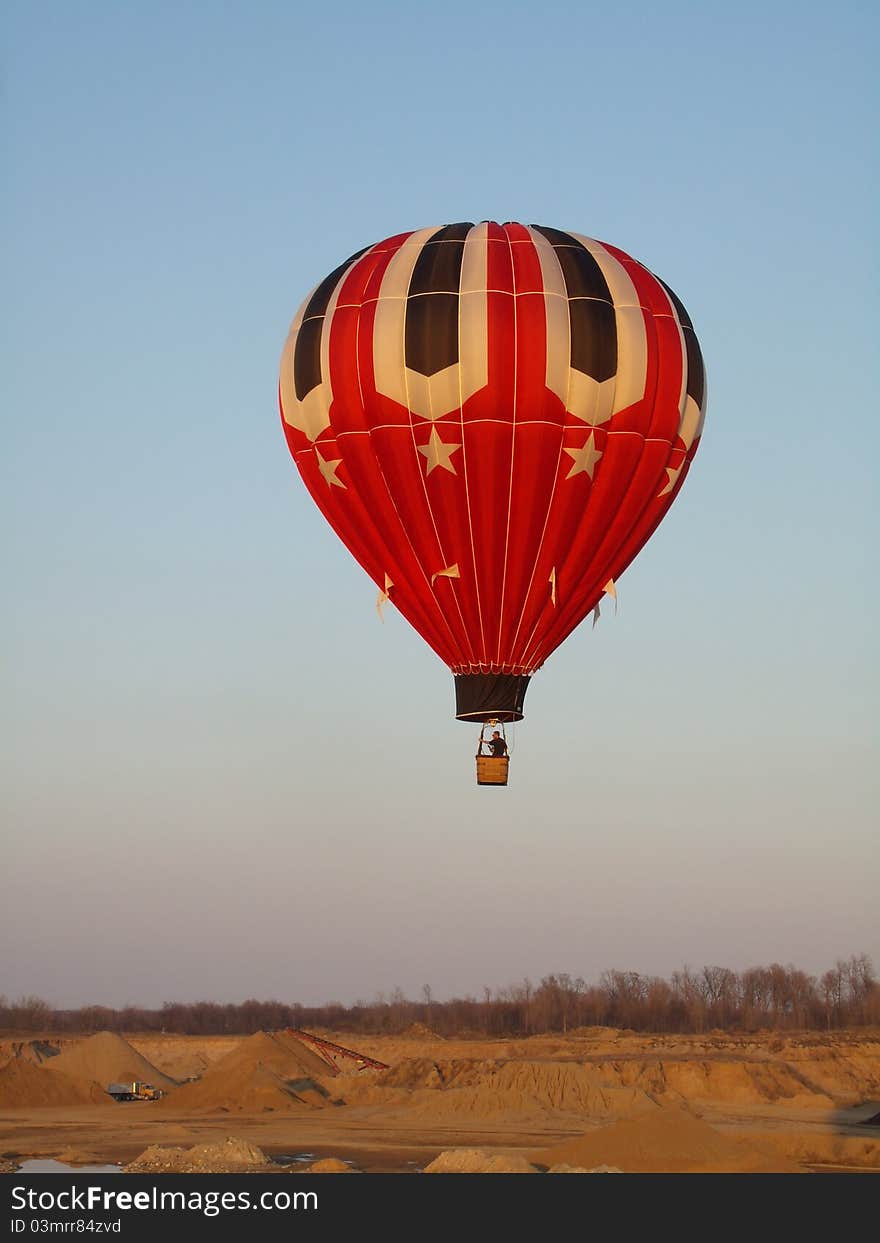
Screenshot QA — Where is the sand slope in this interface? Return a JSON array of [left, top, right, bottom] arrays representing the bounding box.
[[47, 1032, 176, 1091], [385, 1060, 656, 1120], [333, 1054, 835, 1119], [532, 1108, 802, 1173], [424, 1149, 539, 1173], [0, 1059, 111, 1108], [158, 1031, 333, 1113]]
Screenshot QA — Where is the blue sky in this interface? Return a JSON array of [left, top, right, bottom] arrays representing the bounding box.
[[4, 0, 877, 1008]]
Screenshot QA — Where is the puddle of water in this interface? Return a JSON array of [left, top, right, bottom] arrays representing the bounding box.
[[18, 1159, 122, 1174], [270, 1153, 361, 1169]]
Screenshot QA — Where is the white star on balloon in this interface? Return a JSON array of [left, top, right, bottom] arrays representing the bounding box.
[[658, 463, 683, 496], [316, 449, 345, 488], [418, 427, 461, 475], [563, 433, 603, 480]]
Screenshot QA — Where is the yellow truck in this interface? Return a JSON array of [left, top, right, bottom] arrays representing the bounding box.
[[106, 1081, 163, 1101]]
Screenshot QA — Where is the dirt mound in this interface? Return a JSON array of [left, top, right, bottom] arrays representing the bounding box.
[[126, 1137, 269, 1173], [160, 1063, 328, 1114], [0, 1059, 111, 1108], [215, 1031, 331, 1079], [423, 1149, 538, 1174], [158, 1031, 334, 1114], [401, 1023, 443, 1041], [532, 1107, 800, 1173], [342, 1058, 657, 1120], [48, 1033, 175, 1091], [304, 1158, 357, 1173]]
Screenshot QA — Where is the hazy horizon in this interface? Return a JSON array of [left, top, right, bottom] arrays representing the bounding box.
[[5, 952, 877, 1015]]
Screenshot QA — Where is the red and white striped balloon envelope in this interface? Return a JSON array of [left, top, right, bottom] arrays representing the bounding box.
[[279, 222, 706, 724]]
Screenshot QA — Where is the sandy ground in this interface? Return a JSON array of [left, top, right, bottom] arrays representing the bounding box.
[[1, 1029, 878, 1173]]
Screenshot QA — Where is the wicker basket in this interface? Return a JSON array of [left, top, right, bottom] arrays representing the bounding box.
[[476, 755, 509, 786]]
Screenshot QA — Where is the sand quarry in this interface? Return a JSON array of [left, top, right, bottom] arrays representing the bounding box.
[[1, 1027, 879, 1174]]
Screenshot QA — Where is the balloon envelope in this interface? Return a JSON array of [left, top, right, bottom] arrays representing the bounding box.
[[279, 222, 705, 721]]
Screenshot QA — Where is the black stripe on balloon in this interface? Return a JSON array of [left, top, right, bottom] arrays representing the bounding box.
[[304, 246, 371, 319], [569, 299, 617, 383], [532, 225, 617, 382], [293, 317, 323, 401], [404, 224, 472, 377], [683, 327, 705, 409], [657, 277, 693, 329], [293, 246, 370, 400], [657, 278, 704, 406]]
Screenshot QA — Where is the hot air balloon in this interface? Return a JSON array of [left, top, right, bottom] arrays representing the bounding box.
[[279, 222, 706, 785]]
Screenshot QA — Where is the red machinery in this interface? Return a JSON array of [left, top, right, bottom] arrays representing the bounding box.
[[286, 1029, 389, 1075]]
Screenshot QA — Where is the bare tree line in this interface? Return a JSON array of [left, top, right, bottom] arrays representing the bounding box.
[[1, 955, 877, 1037]]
